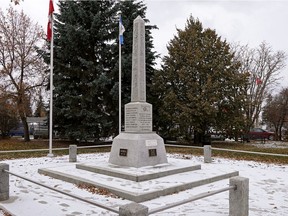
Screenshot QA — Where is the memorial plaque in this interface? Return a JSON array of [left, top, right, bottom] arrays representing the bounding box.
[[148, 149, 157, 157], [125, 103, 152, 132], [119, 149, 128, 157]]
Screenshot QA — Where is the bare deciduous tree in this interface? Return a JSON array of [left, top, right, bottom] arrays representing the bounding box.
[[11, 0, 22, 5], [233, 42, 287, 131], [262, 88, 288, 140], [0, 7, 47, 141]]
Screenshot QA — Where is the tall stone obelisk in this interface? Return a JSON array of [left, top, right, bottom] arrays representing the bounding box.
[[109, 16, 168, 168]]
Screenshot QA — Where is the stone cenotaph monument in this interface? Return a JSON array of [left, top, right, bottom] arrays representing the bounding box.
[[109, 16, 168, 168]]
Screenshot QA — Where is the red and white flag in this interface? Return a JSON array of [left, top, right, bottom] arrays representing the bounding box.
[[256, 77, 262, 85], [47, 0, 54, 41]]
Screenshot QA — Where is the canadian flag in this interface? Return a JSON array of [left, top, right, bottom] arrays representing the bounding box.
[[47, 0, 54, 41], [256, 77, 262, 85]]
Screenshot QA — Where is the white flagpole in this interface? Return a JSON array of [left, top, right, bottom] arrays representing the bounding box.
[[48, 10, 54, 157], [119, 14, 122, 135]]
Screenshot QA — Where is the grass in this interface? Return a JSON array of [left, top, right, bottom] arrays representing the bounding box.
[[1, 137, 288, 164], [0, 138, 111, 160], [166, 141, 288, 164]]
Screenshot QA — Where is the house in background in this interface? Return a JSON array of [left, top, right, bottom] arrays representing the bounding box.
[[27, 117, 48, 139]]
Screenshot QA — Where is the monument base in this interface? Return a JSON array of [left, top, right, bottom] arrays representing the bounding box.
[[108, 132, 168, 168]]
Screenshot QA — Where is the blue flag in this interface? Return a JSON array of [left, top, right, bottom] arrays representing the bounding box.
[[119, 16, 125, 45]]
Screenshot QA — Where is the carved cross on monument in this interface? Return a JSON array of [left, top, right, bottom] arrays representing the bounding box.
[[109, 16, 167, 168]]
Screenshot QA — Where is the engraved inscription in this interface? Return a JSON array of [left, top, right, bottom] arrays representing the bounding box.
[[125, 103, 152, 132], [139, 104, 152, 131], [119, 149, 128, 157], [148, 149, 157, 157], [139, 112, 152, 130], [125, 106, 138, 129]]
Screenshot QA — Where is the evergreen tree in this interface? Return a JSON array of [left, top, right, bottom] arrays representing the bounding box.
[[34, 94, 46, 117], [153, 16, 248, 143], [51, 0, 158, 140], [52, 0, 117, 141], [0, 97, 18, 138]]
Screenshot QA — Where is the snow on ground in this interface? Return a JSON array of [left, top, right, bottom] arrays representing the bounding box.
[[0, 151, 288, 216]]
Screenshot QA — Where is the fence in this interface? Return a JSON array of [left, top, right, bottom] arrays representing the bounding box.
[[165, 143, 288, 158], [0, 162, 248, 215], [1, 142, 287, 158], [0, 144, 112, 154]]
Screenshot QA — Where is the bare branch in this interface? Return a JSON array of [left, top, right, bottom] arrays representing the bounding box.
[[232, 41, 287, 129], [0, 6, 47, 141]]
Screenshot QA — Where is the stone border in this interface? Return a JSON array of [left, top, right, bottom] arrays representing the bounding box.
[[76, 163, 201, 182]]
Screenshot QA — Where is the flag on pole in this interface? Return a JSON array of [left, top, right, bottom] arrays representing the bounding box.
[[256, 77, 262, 85], [119, 15, 125, 45], [118, 14, 125, 134], [47, 0, 55, 157], [47, 0, 54, 41]]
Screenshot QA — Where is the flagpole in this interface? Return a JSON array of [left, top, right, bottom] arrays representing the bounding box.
[[119, 14, 122, 135], [48, 2, 54, 157]]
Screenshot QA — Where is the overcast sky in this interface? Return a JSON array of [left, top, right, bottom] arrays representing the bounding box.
[[2, 0, 288, 89]]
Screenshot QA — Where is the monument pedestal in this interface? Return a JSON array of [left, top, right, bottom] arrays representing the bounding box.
[[109, 132, 168, 168]]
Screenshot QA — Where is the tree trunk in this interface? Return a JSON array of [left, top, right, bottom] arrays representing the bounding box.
[[20, 115, 30, 142], [193, 131, 202, 145]]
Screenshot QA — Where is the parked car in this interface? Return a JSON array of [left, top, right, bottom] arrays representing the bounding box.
[[244, 128, 274, 141], [33, 123, 48, 139], [9, 123, 34, 137], [33, 128, 48, 139], [210, 133, 226, 141]]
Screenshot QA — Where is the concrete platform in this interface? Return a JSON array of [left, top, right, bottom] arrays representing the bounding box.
[[76, 161, 201, 182], [38, 158, 239, 202]]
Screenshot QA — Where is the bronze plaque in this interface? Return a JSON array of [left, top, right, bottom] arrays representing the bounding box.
[[119, 149, 128, 157], [148, 149, 157, 157]]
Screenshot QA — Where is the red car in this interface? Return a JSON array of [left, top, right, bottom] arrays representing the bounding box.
[[245, 128, 274, 141]]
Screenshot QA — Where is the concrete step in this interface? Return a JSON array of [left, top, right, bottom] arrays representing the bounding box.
[[38, 158, 239, 202], [76, 162, 201, 182]]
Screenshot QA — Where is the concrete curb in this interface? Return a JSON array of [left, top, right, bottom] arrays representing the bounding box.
[[38, 167, 239, 202], [76, 163, 201, 182]]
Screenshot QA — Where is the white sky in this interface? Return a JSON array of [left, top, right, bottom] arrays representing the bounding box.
[[1, 0, 288, 89]]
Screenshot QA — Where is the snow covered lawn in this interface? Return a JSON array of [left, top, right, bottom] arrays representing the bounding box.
[[0, 152, 287, 216]]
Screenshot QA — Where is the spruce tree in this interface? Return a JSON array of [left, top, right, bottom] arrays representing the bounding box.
[[52, 0, 117, 141], [153, 16, 248, 143], [34, 94, 46, 117]]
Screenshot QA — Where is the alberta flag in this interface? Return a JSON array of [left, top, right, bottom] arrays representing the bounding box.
[[119, 15, 125, 45]]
